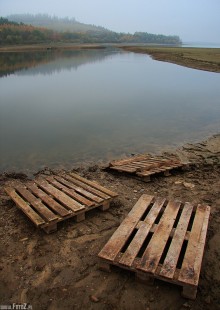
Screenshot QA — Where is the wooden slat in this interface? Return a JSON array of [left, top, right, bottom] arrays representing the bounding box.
[[58, 175, 104, 203], [35, 179, 85, 213], [69, 172, 118, 197], [110, 155, 148, 166], [4, 187, 45, 226], [98, 195, 154, 261], [138, 200, 181, 274], [125, 163, 146, 169], [119, 197, 166, 266], [26, 182, 71, 217], [15, 185, 58, 222], [110, 166, 137, 173], [46, 176, 94, 207], [137, 170, 161, 177], [159, 202, 194, 279], [64, 174, 109, 201], [190, 206, 210, 285], [178, 205, 210, 285]]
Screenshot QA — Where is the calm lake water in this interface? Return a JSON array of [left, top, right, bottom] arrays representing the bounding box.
[[0, 48, 220, 173]]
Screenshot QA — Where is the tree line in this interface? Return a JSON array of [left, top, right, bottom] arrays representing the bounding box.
[[0, 17, 181, 45]]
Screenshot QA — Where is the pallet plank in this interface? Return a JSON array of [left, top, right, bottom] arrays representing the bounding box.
[[26, 182, 71, 217], [119, 197, 166, 266], [110, 155, 148, 166], [64, 174, 108, 201], [138, 200, 181, 274], [191, 206, 210, 285], [58, 175, 104, 203], [46, 176, 94, 207], [69, 172, 118, 197], [15, 184, 58, 222], [4, 187, 45, 226], [98, 195, 154, 261], [35, 179, 85, 213], [178, 205, 210, 285], [159, 202, 194, 279]]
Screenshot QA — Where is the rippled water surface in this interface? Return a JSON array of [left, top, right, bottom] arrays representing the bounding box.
[[0, 48, 220, 173]]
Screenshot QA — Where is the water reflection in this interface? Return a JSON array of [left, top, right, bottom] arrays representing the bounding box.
[[0, 48, 117, 77], [0, 48, 220, 173]]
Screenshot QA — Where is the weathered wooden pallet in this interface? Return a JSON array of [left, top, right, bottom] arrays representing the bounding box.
[[108, 154, 187, 181], [4, 172, 118, 233], [98, 194, 210, 299]]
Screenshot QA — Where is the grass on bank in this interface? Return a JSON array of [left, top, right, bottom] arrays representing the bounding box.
[[121, 46, 220, 73]]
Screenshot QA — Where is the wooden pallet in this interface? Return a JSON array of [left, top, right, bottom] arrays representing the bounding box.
[[98, 194, 210, 299], [4, 172, 118, 233], [108, 154, 187, 181]]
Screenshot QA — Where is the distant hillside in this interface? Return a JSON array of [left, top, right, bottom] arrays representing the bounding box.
[[7, 14, 110, 33], [1, 14, 182, 45]]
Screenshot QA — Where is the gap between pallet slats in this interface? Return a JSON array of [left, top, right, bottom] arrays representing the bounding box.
[[98, 195, 154, 261], [119, 197, 166, 267], [4, 187, 45, 226], [178, 205, 210, 285], [15, 184, 58, 222], [26, 182, 71, 217], [34, 179, 85, 212], [63, 175, 108, 201], [46, 176, 94, 207], [159, 202, 194, 279], [138, 200, 181, 274], [69, 172, 118, 197]]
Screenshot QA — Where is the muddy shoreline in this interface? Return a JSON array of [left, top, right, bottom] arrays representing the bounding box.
[[1, 134, 220, 309]]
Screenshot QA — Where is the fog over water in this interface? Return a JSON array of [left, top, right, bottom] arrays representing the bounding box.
[[1, 0, 220, 43]]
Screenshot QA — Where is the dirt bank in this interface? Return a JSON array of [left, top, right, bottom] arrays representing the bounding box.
[[0, 134, 220, 309], [120, 46, 220, 73]]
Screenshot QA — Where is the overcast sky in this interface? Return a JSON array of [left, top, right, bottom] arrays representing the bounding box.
[[1, 0, 220, 43]]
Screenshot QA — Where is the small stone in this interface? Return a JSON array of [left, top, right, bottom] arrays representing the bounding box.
[[90, 295, 99, 303], [62, 288, 68, 292], [133, 190, 138, 193], [175, 180, 182, 185], [149, 296, 155, 302], [183, 302, 191, 308], [183, 182, 195, 189], [20, 237, 28, 242]]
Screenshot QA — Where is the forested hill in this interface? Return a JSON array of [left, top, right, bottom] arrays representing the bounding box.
[[1, 15, 182, 45], [7, 14, 109, 33]]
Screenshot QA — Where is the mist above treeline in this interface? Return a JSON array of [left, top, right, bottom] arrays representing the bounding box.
[[0, 14, 182, 45]]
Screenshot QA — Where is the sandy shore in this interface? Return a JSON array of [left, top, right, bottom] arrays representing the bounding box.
[[0, 134, 220, 309]]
